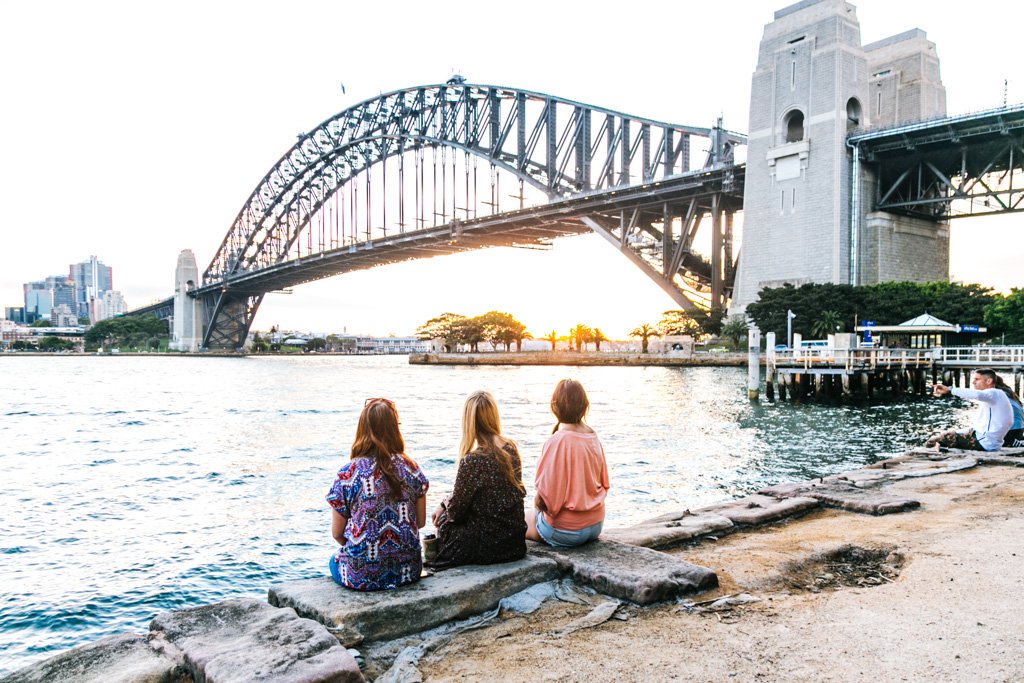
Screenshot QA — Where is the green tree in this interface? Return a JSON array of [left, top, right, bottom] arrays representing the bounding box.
[[569, 323, 592, 352], [984, 288, 1024, 336], [811, 310, 844, 338], [452, 316, 484, 352], [658, 310, 704, 338], [38, 336, 74, 351], [720, 316, 748, 348], [630, 323, 657, 353], [29, 319, 52, 327], [591, 328, 608, 351], [307, 337, 327, 352], [416, 313, 466, 352], [541, 330, 560, 351], [85, 316, 168, 351], [478, 311, 527, 352]]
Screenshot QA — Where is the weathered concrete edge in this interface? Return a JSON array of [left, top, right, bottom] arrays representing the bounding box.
[[269, 557, 560, 646]]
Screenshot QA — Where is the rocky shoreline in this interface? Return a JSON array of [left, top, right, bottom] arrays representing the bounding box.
[[4, 446, 1022, 683]]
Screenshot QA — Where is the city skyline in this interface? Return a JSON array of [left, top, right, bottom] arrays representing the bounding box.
[[2, 1, 1022, 339]]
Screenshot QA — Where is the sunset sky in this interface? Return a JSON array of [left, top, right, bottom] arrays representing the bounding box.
[[2, 0, 1021, 339]]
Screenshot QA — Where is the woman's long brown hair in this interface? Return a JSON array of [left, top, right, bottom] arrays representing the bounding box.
[[460, 390, 525, 495], [550, 379, 590, 433], [351, 398, 414, 498]]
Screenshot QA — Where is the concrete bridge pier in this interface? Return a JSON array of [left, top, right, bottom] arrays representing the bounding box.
[[170, 250, 204, 352]]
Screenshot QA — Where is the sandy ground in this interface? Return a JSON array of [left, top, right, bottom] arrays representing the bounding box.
[[412, 466, 1024, 683]]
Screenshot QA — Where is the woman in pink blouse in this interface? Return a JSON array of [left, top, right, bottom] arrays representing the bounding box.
[[526, 379, 610, 547]]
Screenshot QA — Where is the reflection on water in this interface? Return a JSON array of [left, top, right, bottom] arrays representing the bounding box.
[[0, 355, 970, 674]]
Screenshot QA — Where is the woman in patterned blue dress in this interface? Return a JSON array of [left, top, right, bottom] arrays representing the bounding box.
[[327, 397, 430, 591]]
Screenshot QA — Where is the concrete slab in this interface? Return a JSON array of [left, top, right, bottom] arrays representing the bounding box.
[[697, 494, 820, 525], [602, 513, 734, 549], [0, 633, 179, 683], [530, 539, 718, 605], [149, 598, 362, 683], [268, 556, 559, 647], [760, 481, 920, 515]]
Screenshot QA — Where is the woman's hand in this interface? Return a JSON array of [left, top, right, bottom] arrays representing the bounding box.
[[431, 496, 450, 526]]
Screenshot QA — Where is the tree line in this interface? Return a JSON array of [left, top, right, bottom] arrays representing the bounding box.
[[744, 281, 1024, 342], [416, 312, 529, 352]]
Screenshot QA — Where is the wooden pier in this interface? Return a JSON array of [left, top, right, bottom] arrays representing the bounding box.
[[758, 344, 1024, 401]]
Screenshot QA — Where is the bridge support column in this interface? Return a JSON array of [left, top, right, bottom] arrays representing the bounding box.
[[170, 250, 204, 352]]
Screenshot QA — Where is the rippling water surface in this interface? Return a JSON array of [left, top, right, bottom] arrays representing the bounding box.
[[0, 355, 972, 674]]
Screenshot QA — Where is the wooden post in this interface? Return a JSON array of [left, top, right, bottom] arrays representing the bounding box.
[[766, 332, 776, 401], [779, 373, 789, 401], [842, 373, 851, 397], [747, 328, 761, 400]]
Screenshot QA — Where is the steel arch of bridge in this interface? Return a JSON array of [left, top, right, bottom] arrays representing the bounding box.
[[199, 83, 745, 350]]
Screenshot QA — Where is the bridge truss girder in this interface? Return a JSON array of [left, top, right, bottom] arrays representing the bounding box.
[[853, 104, 1024, 220], [197, 83, 745, 349]]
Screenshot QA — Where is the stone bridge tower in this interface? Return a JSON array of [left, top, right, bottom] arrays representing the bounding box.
[[731, 0, 949, 314], [170, 249, 204, 352]]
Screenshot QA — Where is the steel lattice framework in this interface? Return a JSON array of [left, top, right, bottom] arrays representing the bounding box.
[[193, 82, 745, 349], [851, 103, 1024, 219]]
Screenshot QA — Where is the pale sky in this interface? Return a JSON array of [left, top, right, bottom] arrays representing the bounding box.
[[2, 0, 1021, 339]]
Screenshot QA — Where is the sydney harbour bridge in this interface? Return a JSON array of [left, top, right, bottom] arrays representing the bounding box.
[[136, 82, 747, 349]]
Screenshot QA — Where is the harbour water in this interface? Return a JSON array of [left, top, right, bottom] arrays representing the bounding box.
[[0, 355, 968, 675]]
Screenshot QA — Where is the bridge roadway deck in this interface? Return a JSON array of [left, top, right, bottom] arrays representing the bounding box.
[[191, 165, 743, 297]]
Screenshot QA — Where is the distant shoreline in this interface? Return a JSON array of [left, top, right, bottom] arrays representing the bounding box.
[[409, 351, 748, 367]]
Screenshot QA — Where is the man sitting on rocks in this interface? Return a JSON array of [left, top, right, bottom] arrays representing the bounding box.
[[926, 368, 1013, 451]]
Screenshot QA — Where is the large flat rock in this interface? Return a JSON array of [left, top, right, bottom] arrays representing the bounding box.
[[149, 598, 362, 683], [268, 556, 559, 647], [530, 539, 717, 605], [603, 512, 734, 549], [760, 481, 920, 515], [0, 633, 180, 683], [696, 493, 820, 525]]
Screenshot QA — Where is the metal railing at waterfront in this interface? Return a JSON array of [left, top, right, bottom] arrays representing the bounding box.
[[757, 344, 1024, 401]]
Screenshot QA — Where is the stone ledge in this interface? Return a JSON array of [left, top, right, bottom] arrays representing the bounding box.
[[602, 512, 734, 549], [697, 493, 820, 525], [0, 633, 181, 683], [530, 539, 718, 604], [149, 598, 362, 683], [268, 556, 559, 647]]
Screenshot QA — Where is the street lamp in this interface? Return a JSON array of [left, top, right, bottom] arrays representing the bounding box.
[[787, 309, 796, 348]]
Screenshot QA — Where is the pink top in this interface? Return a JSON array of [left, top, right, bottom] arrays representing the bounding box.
[[535, 429, 610, 530]]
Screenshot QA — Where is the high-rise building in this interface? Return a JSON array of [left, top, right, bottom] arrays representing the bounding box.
[[69, 256, 113, 318], [96, 290, 127, 321], [23, 281, 50, 322]]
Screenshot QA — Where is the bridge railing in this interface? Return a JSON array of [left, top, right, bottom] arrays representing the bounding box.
[[773, 347, 937, 371], [938, 346, 1024, 367]]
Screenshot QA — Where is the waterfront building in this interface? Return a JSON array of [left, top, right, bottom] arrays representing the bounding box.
[[69, 256, 113, 319], [354, 336, 431, 354], [50, 304, 77, 327], [92, 291, 127, 322]]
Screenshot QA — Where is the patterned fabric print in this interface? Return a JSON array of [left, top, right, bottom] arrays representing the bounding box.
[[428, 444, 527, 569], [327, 455, 429, 591]]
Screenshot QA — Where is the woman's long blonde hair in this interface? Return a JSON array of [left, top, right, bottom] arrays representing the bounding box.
[[459, 390, 525, 494]]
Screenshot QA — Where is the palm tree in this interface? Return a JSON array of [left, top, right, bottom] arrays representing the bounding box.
[[811, 310, 844, 339], [592, 328, 608, 351], [569, 323, 591, 352], [541, 330, 559, 351], [630, 323, 657, 353]]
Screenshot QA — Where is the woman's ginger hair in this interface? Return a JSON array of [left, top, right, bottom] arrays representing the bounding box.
[[459, 390, 525, 495], [351, 398, 415, 498], [550, 379, 589, 433]]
